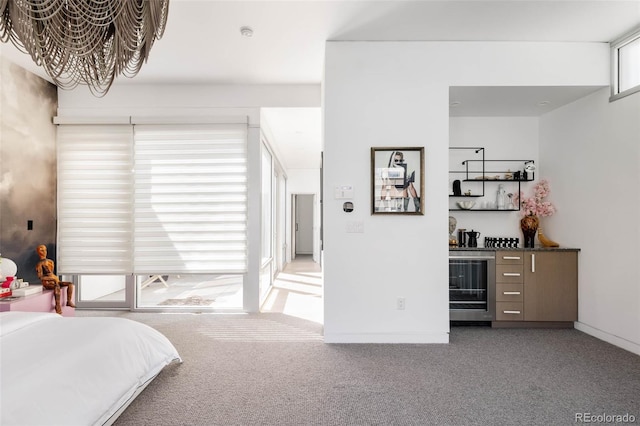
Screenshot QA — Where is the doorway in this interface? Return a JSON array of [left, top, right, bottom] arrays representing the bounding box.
[[292, 194, 314, 259]]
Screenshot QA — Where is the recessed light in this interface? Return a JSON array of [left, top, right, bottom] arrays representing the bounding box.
[[537, 101, 550, 107], [450, 101, 461, 107], [240, 26, 253, 37]]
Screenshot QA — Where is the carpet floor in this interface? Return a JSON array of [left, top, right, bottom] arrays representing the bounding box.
[[75, 311, 640, 426]]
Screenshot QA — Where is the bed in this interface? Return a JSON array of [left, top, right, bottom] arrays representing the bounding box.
[[0, 311, 181, 426]]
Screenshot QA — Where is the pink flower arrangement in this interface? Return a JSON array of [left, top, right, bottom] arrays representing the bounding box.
[[516, 179, 556, 217]]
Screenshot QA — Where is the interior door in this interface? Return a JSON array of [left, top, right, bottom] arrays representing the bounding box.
[[295, 194, 314, 255]]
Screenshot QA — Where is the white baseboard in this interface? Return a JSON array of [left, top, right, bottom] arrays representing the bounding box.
[[324, 332, 449, 344], [574, 321, 640, 356]]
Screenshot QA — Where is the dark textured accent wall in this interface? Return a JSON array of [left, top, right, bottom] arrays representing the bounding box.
[[0, 58, 58, 284]]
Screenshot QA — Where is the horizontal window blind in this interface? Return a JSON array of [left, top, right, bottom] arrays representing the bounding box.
[[133, 124, 248, 274], [57, 125, 134, 274]]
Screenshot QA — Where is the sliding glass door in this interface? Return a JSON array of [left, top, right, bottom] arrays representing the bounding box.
[[59, 122, 248, 311]]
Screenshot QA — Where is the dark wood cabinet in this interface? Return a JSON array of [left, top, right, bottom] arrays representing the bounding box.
[[495, 251, 524, 321], [493, 249, 578, 327], [524, 251, 578, 322]]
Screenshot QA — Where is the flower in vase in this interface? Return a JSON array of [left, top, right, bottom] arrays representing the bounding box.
[[515, 179, 556, 217]]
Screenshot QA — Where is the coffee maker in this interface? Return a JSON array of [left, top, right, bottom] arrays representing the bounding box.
[[465, 230, 481, 248]]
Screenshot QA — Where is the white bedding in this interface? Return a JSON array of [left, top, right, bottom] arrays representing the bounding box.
[[0, 312, 181, 426]]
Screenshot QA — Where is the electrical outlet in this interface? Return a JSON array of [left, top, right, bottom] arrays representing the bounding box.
[[346, 220, 364, 233], [397, 297, 405, 310]]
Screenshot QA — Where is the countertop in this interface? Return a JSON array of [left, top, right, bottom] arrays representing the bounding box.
[[450, 247, 580, 252]]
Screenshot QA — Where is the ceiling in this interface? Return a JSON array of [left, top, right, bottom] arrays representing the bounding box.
[[448, 86, 606, 117], [2, 1, 639, 169]]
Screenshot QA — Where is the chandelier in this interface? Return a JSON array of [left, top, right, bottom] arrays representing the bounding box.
[[0, 0, 169, 96]]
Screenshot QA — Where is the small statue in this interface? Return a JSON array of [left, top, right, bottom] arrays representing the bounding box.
[[452, 180, 462, 196], [449, 216, 458, 247], [35, 245, 75, 314], [504, 169, 513, 180]]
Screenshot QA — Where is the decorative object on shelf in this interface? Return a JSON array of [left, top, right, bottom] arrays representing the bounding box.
[[371, 147, 424, 215], [0, 0, 170, 96], [35, 245, 75, 314], [0, 256, 17, 281], [516, 179, 556, 248], [496, 184, 506, 210], [453, 180, 462, 195], [457, 228, 467, 247], [457, 201, 475, 210], [449, 216, 458, 247], [522, 161, 536, 181], [520, 214, 540, 248], [484, 237, 519, 248], [538, 228, 560, 247], [525, 162, 536, 174]]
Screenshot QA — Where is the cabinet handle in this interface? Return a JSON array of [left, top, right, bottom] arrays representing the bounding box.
[[503, 310, 521, 314], [503, 256, 521, 260], [503, 273, 521, 277], [503, 291, 521, 295], [531, 254, 536, 273]]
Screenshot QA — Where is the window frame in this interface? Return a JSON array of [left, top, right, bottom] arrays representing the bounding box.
[[610, 26, 640, 102]]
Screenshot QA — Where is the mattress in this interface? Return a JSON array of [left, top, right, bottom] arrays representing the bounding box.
[[0, 311, 181, 426]]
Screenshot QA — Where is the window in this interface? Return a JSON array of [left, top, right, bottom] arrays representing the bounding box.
[[133, 124, 248, 274], [611, 26, 640, 101], [57, 125, 134, 274], [261, 144, 273, 264], [57, 123, 248, 275]]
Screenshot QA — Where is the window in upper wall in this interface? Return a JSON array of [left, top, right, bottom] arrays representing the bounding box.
[[611, 27, 640, 101]]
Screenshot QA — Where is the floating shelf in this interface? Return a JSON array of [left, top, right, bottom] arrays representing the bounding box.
[[449, 209, 520, 212], [449, 147, 534, 211]]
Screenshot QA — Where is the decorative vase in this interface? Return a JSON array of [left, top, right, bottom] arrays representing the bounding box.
[[520, 214, 539, 248]]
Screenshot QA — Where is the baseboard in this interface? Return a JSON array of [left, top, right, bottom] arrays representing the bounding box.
[[323, 332, 449, 344], [574, 321, 640, 356]]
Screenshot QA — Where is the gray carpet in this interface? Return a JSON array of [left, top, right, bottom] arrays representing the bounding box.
[[77, 311, 640, 426]]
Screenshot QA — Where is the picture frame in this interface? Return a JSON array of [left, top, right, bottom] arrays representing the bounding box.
[[371, 147, 425, 215]]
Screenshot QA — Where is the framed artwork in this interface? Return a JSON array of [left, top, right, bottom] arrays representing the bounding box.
[[371, 147, 424, 215]]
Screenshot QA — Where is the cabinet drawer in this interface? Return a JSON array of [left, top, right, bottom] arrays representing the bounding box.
[[496, 264, 524, 284], [496, 302, 524, 321], [496, 283, 524, 302], [496, 251, 524, 265]]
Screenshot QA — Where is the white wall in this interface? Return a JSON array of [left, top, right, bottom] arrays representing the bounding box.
[[540, 88, 640, 355], [323, 41, 609, 343]]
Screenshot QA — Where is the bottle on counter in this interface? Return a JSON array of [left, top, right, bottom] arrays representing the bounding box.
[[496, 184, 506, 210]]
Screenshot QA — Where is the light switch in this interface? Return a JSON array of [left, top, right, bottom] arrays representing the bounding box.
[[335, 185, 354, 199]]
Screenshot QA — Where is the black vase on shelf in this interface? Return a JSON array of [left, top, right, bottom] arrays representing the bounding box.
[[453, 180, 461, 196]]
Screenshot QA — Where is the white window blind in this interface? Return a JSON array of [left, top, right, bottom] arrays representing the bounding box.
[[57, 125, 134, 274], [133, 124, 248, 274]]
